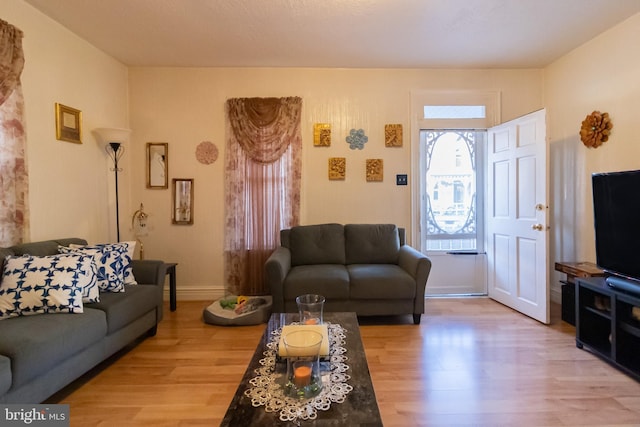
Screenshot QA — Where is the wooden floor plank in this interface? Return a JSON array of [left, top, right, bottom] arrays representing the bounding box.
[[47, 298, 640, 426]]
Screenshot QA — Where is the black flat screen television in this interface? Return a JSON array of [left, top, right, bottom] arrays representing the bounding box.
[[592, 169, 640, 294]]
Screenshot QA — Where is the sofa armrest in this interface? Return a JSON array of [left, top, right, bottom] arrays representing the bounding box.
[[398, 245, 432, 314], [265, 247, 292, 313], [131, 260, 166, 287]]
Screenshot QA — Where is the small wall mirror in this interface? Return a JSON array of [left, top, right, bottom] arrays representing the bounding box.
[[146, 142, 168, 189], [172, 178, 194, 225]]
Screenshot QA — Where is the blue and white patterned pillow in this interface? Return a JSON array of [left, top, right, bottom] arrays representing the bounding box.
[[69, 241, 137, 285], [0, 254, 94, 320], [59, 244, 127, 292]]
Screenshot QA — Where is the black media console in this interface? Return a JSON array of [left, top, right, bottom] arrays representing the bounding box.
[[576, 276, 640, 381]]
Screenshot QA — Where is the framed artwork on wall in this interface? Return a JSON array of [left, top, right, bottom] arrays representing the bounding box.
[[172, 178, 194, 225], [55, 103, 82, 144], [146, 142, 169, 189]]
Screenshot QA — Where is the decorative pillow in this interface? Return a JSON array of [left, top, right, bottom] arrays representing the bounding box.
[[59, 244, 127, 292], [69, 242, 137, 285], [0, 254, 93, 320]]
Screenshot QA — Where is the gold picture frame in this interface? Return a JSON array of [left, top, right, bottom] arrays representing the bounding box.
[[172, 179, 194, 225], [146, 142, 169, 189], [55, 103, 82, 144]]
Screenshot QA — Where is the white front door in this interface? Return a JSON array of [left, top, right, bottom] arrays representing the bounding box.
[[486, 109, 549, 324]]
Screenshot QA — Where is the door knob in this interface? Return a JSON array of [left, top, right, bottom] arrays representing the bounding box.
[[532, 224, 544, 231]]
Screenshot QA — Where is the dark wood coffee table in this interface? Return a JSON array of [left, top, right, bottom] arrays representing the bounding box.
[[220, 312, 382, 426]]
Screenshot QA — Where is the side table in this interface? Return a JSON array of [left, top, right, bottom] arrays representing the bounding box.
[[554, 261, 603, 325], [165, 262, 178, 312]]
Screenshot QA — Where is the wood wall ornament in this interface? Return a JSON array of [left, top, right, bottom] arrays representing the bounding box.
[[580, 111, 613, 148], [385, 124, 403, 147], [366, 159, 383, 182], [328, 157, 346, 180], [314, 123, 331, 146], [196, 141, 218, 164]]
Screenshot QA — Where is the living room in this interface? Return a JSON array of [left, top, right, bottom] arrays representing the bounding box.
[[2, 0, 640, 425]]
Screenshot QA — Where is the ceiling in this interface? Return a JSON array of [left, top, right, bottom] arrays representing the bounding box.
[[23, 0, 640, 69]]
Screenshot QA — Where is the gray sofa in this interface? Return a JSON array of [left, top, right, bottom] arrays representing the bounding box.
[[266, 224, 432, 324], [0, 238, 166, 403]]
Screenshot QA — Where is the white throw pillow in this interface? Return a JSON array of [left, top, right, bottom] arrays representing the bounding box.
[[0, 254, 93, 320]]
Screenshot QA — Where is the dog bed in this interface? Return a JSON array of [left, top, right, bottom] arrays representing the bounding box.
[[203, 295, 272, 326]]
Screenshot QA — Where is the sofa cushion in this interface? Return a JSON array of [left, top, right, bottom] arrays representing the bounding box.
[[0, 254, 93, 320], [0, 355, 11, 396], [345, 224, 400, 265], [283, 265, 350, 300], [289, 224, 346, 266], [85, 284, 159, 334], [0, 308, 107, 390], [348, 264, 416, 299]]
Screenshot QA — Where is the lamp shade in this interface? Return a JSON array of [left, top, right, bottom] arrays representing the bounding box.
[[94, 127, 131, 145]]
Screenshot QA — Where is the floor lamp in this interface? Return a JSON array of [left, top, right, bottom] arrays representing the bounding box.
[[95, 127, 131, 242]]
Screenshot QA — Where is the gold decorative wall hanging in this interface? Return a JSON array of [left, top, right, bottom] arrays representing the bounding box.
[[196, 141, 218, 164], [385, 124, 403, 147], [366, 159, 383, 182], [314, 123, 331, 146], [580, 111, 613, 148], [328, 157, 346, 180]]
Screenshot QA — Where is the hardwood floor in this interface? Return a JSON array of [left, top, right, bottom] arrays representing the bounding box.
[[48, 298, 640, 426]]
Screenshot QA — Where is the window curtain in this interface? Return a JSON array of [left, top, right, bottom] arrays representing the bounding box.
[[224, 97, 302, 295], [0, 19, 29, 246]]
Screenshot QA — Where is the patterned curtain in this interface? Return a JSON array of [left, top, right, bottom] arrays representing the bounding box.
[[0, 19, 29, 246], [224, 97, 302, 295]]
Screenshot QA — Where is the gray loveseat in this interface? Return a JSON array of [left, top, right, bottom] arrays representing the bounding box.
[[266, 224, 432, 324], [0, 238, 166, 403]]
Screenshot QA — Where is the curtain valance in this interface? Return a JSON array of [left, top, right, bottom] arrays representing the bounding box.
[[0, 19, 24, 107], [226, 97, 302, 164]]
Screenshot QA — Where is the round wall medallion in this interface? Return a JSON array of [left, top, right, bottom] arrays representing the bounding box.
[[580, 111, 613, 148], [196, 141, 218, 164]]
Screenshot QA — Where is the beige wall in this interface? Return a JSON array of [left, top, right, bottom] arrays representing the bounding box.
[[545, 12, 640, 296], [2, 0, 130, 244], [129, 67, 542, 299]]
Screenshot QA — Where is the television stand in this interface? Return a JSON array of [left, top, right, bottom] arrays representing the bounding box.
[[576, 276, 640, 381]]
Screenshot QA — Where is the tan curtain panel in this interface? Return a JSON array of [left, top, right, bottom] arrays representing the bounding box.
[[224, 97, 302, 295], [0, 19, 29, 246]]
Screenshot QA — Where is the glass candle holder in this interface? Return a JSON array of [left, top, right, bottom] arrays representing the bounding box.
[[296, 294, 325, 325], [282, 330, 323, 399]]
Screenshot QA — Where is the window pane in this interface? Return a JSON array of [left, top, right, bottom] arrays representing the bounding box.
[[424, 131, 478, 251], [424, 105, 486, 119]]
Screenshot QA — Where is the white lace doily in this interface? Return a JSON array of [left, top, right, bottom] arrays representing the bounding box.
[[244, 322, 353, 423]]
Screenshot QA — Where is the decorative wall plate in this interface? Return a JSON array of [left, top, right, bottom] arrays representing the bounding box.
[[580, 111, 613, 148], [196, 141, 218, 164], [328, 157, 346, 180], [314, 123, 331, 147], [385, 124, 403, 147], [366, 159, 383, 182], [346, 129, 368, 150]]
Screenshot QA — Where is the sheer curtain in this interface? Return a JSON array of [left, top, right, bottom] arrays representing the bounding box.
[[224, 97, 302, 295], [0, 19, 29, 246]]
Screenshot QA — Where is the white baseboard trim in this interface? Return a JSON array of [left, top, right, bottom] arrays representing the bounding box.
[[163, 286, 226, 302]]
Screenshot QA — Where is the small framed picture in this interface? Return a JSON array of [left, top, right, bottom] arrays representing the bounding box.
[[146, 142, 169, 189], [172, 178, 194, 225], [55, 103, 82, 144]]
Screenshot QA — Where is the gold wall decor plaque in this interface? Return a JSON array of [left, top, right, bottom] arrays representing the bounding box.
[[328, 157, 346, 180], [366, 159, 383, 182], [385, 124, 403, 147], [314, 123, 331, 147]]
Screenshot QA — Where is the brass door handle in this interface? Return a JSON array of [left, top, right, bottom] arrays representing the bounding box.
[[532, 224, 544, 231]]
